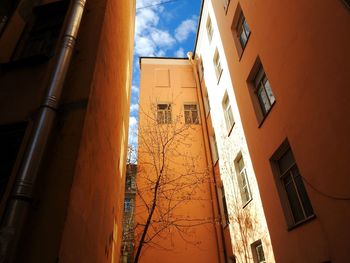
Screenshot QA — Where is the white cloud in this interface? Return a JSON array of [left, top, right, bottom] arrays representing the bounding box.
[[130, 103, 139, 112], [150, 29, 176, 48], [128, 116, 138, 146], [129, 116, 137, 127], [174, 16, 198, 42], [131, 85, 139, 94], [134, 36, 156, 56], [174, 47, 185, 57]]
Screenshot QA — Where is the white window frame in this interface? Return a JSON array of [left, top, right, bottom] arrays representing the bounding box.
[[184, 104, 200, 124], [222, 94, 234, 133], [213, 49, 222, 81], [236, 156, 252, 206], [157, 103, 172, 124], [206, 16, 213, 43]]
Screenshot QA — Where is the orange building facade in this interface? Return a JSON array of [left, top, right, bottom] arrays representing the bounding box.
[[136, 58, 228, 263], [0, 0, 135, 262], [206, 0, 350, 262]]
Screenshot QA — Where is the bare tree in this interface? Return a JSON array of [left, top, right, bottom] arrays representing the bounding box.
[[133, 105, 214, 263]]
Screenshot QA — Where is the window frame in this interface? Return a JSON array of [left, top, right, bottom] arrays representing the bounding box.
[[183, 104, 200, 124], [222, 93, 235, 134], [231, 5, 251, 59], [206, 16, 214, 43], [251, 240, 266, 263], [235, 155, 252, 207], [270, 139, 315, 229], [213, 48, 223, 82], [157, 103, 172, 124]]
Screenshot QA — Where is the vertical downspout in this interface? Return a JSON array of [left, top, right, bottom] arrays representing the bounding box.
[[0, 0, 86, 262], [188, 52, 228, 263]]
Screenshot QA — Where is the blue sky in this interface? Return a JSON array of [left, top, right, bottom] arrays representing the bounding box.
[[128, 0, 201, 149]]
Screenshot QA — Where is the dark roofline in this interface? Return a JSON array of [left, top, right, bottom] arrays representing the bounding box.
[[192, 0, 204, 59]]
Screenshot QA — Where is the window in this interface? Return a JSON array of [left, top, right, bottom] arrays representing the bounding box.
[[254, 65, 275, 116], [0, 122, 27, 201], [271, 140, 314, 227], [206, 16, 213, 42], [222, 94, 234, 133], [236, 13, 251, 49], [184, 104, 199, 124], [236, 156, 252, 206], [157, 104, 171, 124], [203, 88, 211, 116], [213, 49, 222, 81], [124, 198, 132, 213], [231, 6, 250, 58], [12, 1, 69, 63], [197, 56, 205, 81], [210, 134, 219, 164], [220, 186, 230, 226], [251, 240, 266, 263]]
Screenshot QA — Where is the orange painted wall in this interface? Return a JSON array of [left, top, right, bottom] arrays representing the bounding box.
[[0, 0, 135, 262], [210, 0, 350, 262], [136, 58, 223, 263]]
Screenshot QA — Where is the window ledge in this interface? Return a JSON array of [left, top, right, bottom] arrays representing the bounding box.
[[242, 197, 253, 209], [216, 69, 223, 85], [287, 214, 316, 231], [227, 122, 235, 137], [258, 101, 276, 128]]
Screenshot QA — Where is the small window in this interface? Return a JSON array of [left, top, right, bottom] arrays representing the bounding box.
[[184, 104, 199, 124], [220, 186, 230, 226], [213, 49, 222, 81], [222, 94, 234, 133], [210, 134, 219, 164], [197, 56, 205, 80], [271, 140, 314, 227], [206, 16, 214, 43], [231, 6, 251, 58], [236, 156, 252, 206], [254, 66, 275, 116], [251, 240, 266, 263], [203, 87, 211, 116], [157, 104, 171, 124]]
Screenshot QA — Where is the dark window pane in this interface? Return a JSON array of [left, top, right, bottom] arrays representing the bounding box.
[[293, 167, 314, 217], [257, 85, 270, 114], [284, 174, 305, 223], [278, 148, 294, 175]]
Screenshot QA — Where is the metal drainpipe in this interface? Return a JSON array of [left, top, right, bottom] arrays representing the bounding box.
[[0, 0, 86, 262], [187, 52, 228, 263]]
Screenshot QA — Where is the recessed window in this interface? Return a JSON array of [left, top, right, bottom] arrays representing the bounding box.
[[271, 140, 314, 227], [213, 49, 223, 81], [236, 156, 252, 206], [184, 104, 199, 124], [206, 16, 214, 43], [342, 0, 350, 9], [251, 240, 266, 263], [220, 186, 230, 226], [254, 66, 275, 116], [210, 133, 219, 164], [232, 5, 251, 58], [247, 58, 276, 125], [222, 93, 234, 133], [157, 104, 171, 124], [203, 87, 211, 116]]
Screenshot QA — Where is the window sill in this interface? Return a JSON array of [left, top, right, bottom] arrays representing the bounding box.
[[242, 197, 253, 209], [227, 122, 235, 137], [216, 69, 223, 85], [258, 101, 276, 128], [287, 214, 316, 231]]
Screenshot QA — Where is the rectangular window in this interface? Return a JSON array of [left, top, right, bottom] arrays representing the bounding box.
[[251, 240, 266, 263], [184, 104, 199, 124], [236, 156, 252, 206], [271, 140, 314, 227], [231, 5, 250, 58], [157, 104, 171, 124], [213, 49, 222, 81], [236, 13, 250, 49], [203, 90, 210, 116], [222, 94, 234, 133], [206, 16, 213, 42], [210, 134, 219, 164], [221, 186, 230, 226], [254, 66, 275, 116]]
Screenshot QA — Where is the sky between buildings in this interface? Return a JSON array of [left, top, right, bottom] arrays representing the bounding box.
[[128, 0, 202, 150]]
